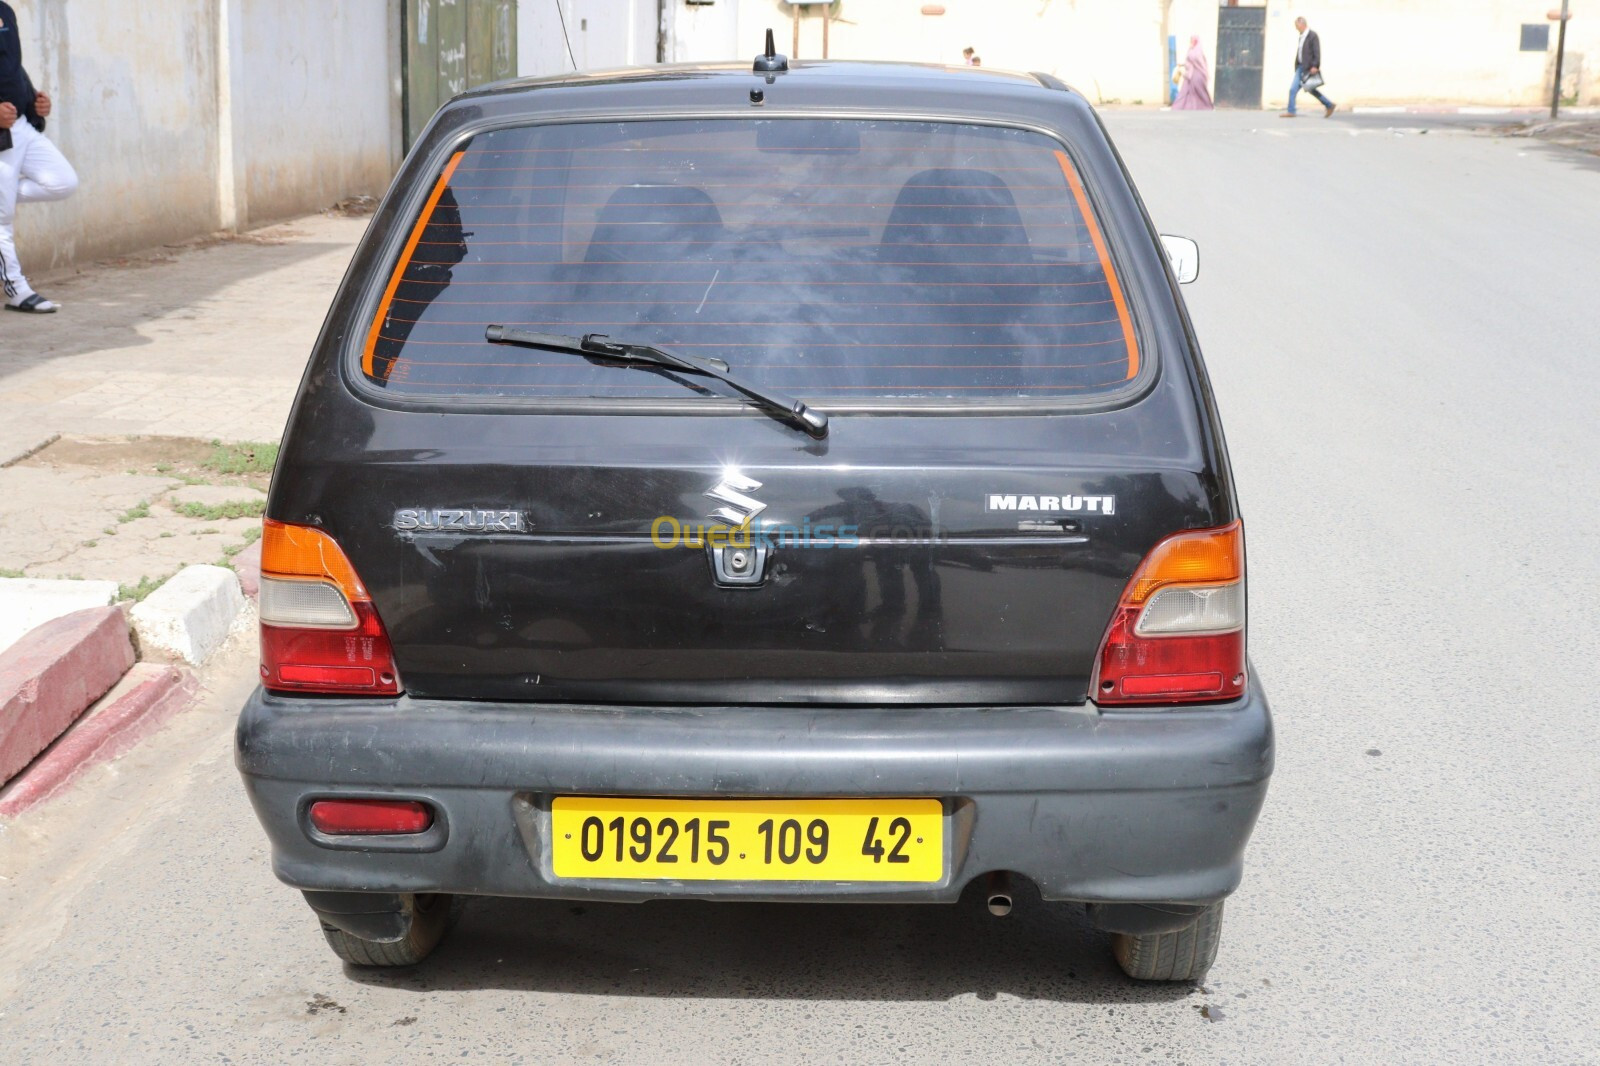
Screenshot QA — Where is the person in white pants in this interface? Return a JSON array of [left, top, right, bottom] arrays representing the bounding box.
[[1, 1, 77, 314]]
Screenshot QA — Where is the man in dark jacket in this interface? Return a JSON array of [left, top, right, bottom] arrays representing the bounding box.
[[0, 0, 78, 313], [1282, 16, 1336, 118]]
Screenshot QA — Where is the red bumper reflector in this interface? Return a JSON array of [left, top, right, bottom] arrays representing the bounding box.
[[309, 799, 433, 836], [1120, 672, 1226, 697], [278, 664, 376, 687]]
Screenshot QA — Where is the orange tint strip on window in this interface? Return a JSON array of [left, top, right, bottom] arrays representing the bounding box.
[[1052, 151, 1139, 379], [362, 151, 465, 378]]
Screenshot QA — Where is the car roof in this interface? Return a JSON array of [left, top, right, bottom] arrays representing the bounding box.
[[476, 59, 1050, 94], [454, 59, 1090, 120]]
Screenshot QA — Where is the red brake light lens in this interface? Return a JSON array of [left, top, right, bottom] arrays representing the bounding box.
[[308, 799, 433, 835], [1094, 523, 1246, 705], [259, 520, 401, 696]]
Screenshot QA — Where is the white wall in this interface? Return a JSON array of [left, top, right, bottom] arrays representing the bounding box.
[[518, 0, 658, 77], [8, 0, 402, 277], [11, 0, 223, 275], [226, 0, 402, 227], [1257, 0, 1597, 108], [661, 0, 738, 64]]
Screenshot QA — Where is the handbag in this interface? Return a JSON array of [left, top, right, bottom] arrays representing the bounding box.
[[1300, 70, 1325, 92]]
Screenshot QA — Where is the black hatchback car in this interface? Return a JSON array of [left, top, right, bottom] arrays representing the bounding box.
[[237, 50, 1271, 982]]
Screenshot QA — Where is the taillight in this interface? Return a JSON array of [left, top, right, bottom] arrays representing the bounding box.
[[1093, 522, 1246, 705], [259, 519, 402, 696], [309, 799, 432, 835]]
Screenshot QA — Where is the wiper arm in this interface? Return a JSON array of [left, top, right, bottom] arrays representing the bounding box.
[[484, 326, 828, 439]]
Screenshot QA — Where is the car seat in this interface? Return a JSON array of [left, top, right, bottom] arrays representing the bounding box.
[[879, 169, 1030, 264], [878, 169, 1035, 391], [583, 184, 725, 264]]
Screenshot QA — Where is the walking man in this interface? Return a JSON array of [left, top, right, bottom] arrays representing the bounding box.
[[0, 0, 78, 313], [1282, 16, 1336, 118]]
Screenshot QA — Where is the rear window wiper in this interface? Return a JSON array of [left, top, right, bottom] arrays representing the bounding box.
[[484, 326, 828, 439]]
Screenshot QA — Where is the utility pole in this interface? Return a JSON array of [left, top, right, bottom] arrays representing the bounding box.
[[1550, 1, 1572, 119]]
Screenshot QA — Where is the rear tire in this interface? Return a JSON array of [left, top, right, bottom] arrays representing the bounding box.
[[319, 893, 452, 967], [1111, 901, 1223, 982]]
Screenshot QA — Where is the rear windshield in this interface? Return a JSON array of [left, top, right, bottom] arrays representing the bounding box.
[[362, 118, 1140, 403]]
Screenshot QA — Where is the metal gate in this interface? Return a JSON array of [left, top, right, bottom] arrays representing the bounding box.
[[403, 0, 518, 151], [1214, 6, 1266, 109]]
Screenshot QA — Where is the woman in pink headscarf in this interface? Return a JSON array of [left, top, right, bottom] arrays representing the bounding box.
[[1173, 35, 1214, 111]]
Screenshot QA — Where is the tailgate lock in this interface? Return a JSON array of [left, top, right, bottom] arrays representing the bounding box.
[[710, 543, 770, 586]]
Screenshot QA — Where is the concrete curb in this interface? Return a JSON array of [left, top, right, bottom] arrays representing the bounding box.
[[0, 663, 199, 817], [0, 430, 60, 469], [0, 606, 136, 786], [130, 564, 246, 666], [1348, 105, 1600, 116], [0, 562, 247, 813]]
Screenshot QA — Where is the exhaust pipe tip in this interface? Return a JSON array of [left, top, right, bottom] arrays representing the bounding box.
[[984, 871, 1014, 917]]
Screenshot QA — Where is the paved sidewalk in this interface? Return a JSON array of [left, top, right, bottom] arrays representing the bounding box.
[[0, 214, 369, 462]]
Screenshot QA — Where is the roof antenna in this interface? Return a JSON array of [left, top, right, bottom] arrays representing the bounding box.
[[753, 27, 788, 75]]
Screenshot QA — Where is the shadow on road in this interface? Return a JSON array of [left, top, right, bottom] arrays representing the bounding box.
[[0, 234, 351, 383], [344, 880, 1200, 1006]]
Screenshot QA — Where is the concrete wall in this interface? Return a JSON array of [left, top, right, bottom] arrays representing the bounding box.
[[9, 0, 402, 278], [11, 0, 222, 275], [659, 0, 1600, 108], [661, 0, 738, 64], [225, 0, 403, 227], [518, 0, 657, 77]]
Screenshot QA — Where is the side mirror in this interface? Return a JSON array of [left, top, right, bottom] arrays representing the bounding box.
[[1159, 234, 1200, 284]]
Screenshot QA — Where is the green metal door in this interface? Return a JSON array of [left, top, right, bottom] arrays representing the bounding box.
[[403, 0, 518, 151]]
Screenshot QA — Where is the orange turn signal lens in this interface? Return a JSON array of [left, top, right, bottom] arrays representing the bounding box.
[[1124, 521, 1243, 605], [260, 519, 370, 602]]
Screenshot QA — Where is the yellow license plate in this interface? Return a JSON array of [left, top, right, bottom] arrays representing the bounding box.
[[551, 797, 943, 882]]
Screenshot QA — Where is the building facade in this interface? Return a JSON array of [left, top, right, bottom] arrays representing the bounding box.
[[9, 0, 521, 277], [9, 0, 405, 276], [8, 1, 1593, 277], [641, 0, 1598, 109]]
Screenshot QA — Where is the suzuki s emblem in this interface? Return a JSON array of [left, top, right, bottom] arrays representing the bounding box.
[[705, 472, 767, 526]]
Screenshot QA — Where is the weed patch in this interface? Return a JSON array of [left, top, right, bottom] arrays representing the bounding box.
[[204, 441, 279, 476], [176, 499, 265, 521], [117, 573, 172, 602]]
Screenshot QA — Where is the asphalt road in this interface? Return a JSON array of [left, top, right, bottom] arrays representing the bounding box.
[[3, 109, 1598, 1065]]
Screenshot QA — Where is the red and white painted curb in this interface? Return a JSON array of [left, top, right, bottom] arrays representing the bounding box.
[[231, 538, 262, 600], [0, 607, 135, 786], [0, 663, 199, 818], [0, 559, 256, 817]]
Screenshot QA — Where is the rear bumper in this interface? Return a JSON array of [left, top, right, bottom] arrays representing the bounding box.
[[235, 683, 1272, 907]]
